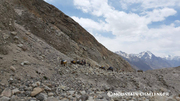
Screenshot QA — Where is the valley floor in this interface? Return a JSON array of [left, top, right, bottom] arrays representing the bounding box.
[[0, 57, 180, 101]]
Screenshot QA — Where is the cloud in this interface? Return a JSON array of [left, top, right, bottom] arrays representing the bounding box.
[[72, 0, 180, 56], [145, 8, 177, 22], [73, 0, 91, 13], [74, 0, 113, 16], [104, 10, 148, 36], [72, 0, 177, 36], [71, 16, 107, 32], [119, 0, 180, 10], [94, 25, 180, 56], [175, 20, 180, 23]]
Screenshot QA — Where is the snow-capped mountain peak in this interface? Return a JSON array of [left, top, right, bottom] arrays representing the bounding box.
[[134, 51, 154, 59], [164, 55, 174, 60], [115, 50, 180, 70], [116, 51, 155, 59], [115, 51, 130, 59], [163, 55, 180, 60]]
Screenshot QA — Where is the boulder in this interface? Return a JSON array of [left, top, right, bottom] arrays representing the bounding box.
[[45, 97, 58, 101], [12, 88, 21, 95], [10, 95, 21, 101], [1, 88, 12, 97], [79, 94, 89, 101], [48, 92, 54, 96], [31, 87, 44, 97], [11, 32, 17, 36], [10, 66, 16, 72], [36, 93, 47, 101], [21, 61, 30, 66], [0, 96, 10, 101]]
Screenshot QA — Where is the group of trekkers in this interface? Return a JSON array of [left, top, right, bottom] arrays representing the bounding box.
[[99, 66, 113, 71], [61, 59, 90, 67], [61, 59, 113, 71], [71, 59, 87, 65], [61, 59, 145, 73]]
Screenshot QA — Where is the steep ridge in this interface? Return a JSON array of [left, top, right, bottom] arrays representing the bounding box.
[[8, 0, 133, 72]]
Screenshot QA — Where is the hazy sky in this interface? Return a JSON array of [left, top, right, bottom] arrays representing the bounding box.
[[44, 0, 180, 57]]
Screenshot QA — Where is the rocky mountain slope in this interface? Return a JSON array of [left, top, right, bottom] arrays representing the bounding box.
[[0, 0, 180, 101], [0, 0, 133, 72], [116, 51, 172, 71]]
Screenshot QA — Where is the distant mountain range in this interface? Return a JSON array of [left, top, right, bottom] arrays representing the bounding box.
[[163, 55, 180, 67], [115, 51, 180, 71]]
